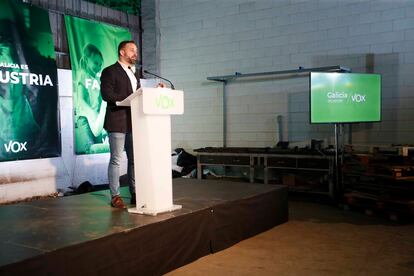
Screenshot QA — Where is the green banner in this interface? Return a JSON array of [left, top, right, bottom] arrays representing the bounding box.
[[0, 0, 60, 162], [65, 16, 131, 154]]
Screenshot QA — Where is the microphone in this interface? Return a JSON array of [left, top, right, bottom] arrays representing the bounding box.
[[127, 66, 135, 72], [143, 69, 175, 90]]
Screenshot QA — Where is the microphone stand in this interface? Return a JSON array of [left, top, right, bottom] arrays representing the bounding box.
[[143, 70, 175, 90]]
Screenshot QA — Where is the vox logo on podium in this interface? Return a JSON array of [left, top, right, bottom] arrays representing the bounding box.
[[155, 94, 175, 109], [4, 140, 28, 153]]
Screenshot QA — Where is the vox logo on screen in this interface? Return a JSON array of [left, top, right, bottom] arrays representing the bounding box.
[[351, 94, 366, 102], [4, 140, 28, 153]]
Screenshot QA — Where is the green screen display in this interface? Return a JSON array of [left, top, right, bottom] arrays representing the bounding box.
[[310, 72, 381, 124]]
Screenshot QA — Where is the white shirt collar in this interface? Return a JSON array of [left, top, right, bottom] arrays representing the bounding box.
[[118, 61, 135, 73], [118, 61, 138, 91]]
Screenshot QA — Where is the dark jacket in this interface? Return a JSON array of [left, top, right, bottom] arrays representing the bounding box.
[[100, 62, 141, 133]]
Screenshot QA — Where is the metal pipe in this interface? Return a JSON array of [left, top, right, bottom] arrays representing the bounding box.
[[334, 123, 340, 197], [277, 115, 283, 142], [207, 65, 350, 82], [138, 12, 143, 77], [223, 81, 227, 147]]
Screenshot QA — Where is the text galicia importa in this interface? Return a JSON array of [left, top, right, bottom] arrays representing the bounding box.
[[326, 91, 366, 103]]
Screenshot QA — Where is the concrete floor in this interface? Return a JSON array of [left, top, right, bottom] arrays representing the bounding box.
[[167, 198, 414, 276]]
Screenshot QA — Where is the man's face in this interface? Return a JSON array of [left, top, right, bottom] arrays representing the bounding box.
[[120, 43, 138, 65]]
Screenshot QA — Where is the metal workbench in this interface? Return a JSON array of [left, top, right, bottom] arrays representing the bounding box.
[[196, 148, 335, 196]]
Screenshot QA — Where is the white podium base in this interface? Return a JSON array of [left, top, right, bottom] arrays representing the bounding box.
[[128, 204, 182, 216]]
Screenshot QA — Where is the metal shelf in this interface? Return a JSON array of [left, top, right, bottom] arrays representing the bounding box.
[[197, 151, 334, 196]]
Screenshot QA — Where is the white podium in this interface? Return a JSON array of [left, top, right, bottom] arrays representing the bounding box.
[[117, 87, 184, 215]]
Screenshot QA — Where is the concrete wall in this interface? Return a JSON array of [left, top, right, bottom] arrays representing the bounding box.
[[157, 0, 414, 150], [141, 0, 159, 73]]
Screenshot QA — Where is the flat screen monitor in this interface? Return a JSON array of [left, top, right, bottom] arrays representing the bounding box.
[[310, 72, 381, 124]]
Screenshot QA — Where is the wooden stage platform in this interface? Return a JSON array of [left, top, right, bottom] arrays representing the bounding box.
[[0, 179, 288, 275]]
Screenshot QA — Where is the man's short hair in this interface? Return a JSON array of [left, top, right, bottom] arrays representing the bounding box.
[[118, 40, 136, 57]]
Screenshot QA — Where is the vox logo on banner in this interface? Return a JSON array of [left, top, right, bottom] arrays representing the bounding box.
[[4, 140, 28, 153]]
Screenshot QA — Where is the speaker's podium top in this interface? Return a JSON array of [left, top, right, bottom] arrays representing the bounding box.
[[116, 87, 184, 115]]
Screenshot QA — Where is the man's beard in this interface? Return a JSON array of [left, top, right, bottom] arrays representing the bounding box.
[[126, 56, 137, 64]]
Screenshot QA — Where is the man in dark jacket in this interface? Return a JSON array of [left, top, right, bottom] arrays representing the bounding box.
[[100, 40, 140, 208]]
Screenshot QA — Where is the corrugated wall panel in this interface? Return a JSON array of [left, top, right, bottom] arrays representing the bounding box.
[[26, 0, 141, 69]]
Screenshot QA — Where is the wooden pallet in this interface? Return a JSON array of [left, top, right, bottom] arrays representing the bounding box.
[[345, 144, 414, 156], [343, 192, 414, 222], [343, 156, 414, 179]]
